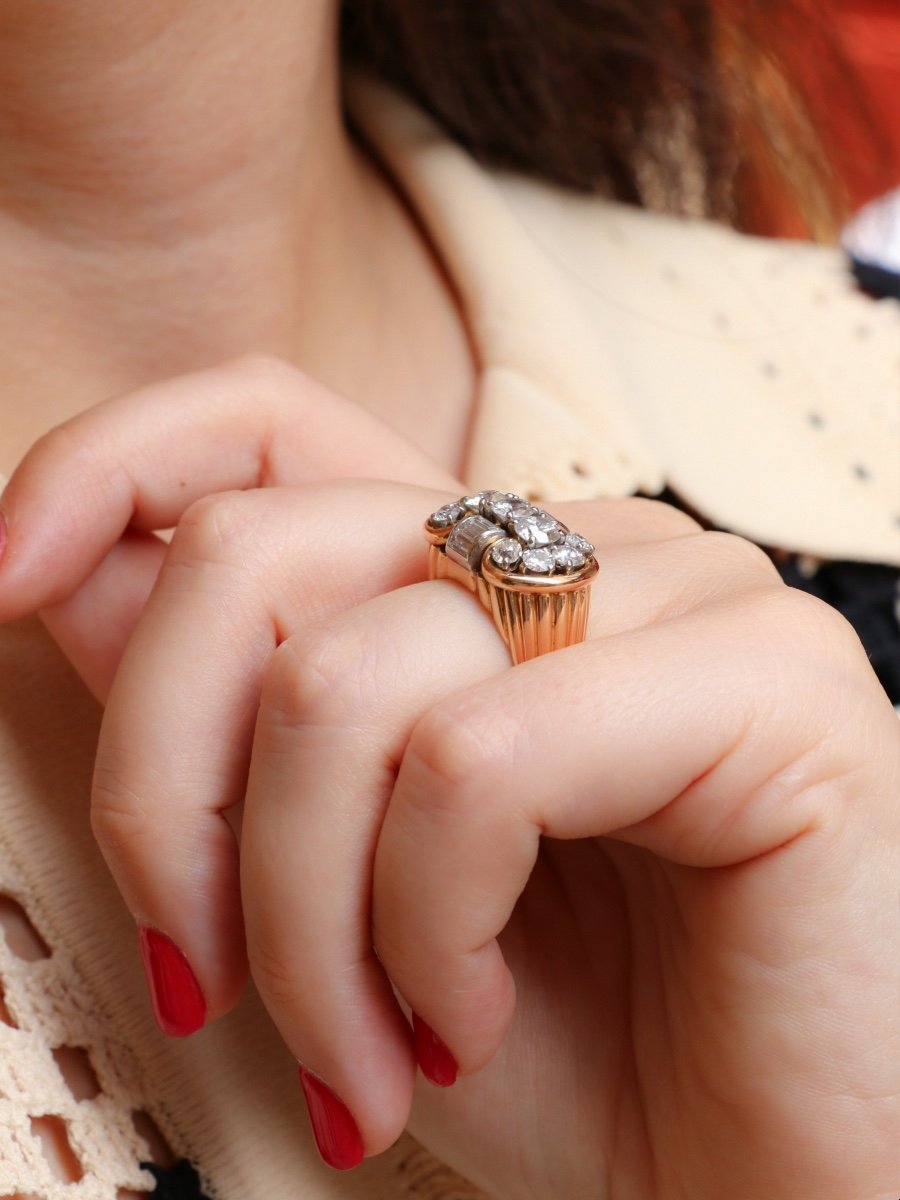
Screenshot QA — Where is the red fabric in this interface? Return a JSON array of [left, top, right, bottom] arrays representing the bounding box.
[[826, 0, 900, 208], [755, 0, 899, 236]]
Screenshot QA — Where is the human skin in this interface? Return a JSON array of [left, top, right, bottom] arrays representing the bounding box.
[[0, 3, 898, 1198], [0, 0, 477, 478], [1, 357, 899, 1199]]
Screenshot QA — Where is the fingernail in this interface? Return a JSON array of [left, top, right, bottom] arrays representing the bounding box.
[[412, 1012, 458, 1087], [298, 1066, 365, 1170], [138, 926, 207, 1037], [0, 509, 7, 564]]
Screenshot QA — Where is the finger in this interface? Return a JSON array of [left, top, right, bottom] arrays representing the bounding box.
[[33, 493, 739, 705], [374, 584, 884, 1078], [240, 580, 507, 1160], [38, 529, 167, 702], [91, 481, 435, 1034], [88, 471, 762, 1038], [236, 527, 777, 1157], [0, 353, 460, 620], [85, 484, 701, 1037], [557, 494, 704, 546]]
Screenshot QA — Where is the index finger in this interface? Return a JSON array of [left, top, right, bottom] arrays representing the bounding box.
[[0, 353, 459, 620]]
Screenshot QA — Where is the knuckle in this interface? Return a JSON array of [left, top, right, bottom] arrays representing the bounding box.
[[247, 936, 308, 1013], [737, 584, 871, 695], [714, 585, 883, 788], [405, 708, 485, 798], [227, 351, 302, 392], [28, 419, 122, 502], [171, 489, 264, 564], [627, 496, 704, 537], [646, 531, 784, 624], [260, 620, 395, 729], [796, 590, 871, 667], [689, 529, 783, 583], [259, 636, 334, 726], [90, 763, 153, 859], [371, 917, 436, 995], [754, 583, 860, 649], [27, 419, 77, 464], [405, 700, 519, 809], [701, 529, 779, 572]]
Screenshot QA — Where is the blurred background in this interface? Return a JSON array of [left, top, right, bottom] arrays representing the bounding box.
[[770, 0, 899, 240]]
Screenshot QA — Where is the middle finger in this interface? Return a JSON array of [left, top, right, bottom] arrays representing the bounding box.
[[241, 580, 506, 1162]]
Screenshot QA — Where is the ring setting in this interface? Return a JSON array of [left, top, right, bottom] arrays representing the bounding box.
[[425, 491, 598, 663]]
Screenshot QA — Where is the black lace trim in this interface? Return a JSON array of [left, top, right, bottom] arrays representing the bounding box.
[[143, 1160, 212, 1200]]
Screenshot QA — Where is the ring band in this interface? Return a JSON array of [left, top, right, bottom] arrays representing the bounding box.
[[424, 490, 598, 664]]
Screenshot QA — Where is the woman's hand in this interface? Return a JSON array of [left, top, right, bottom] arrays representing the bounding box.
[[1, 356, 897, 1200], [0, 354, 461, 697]]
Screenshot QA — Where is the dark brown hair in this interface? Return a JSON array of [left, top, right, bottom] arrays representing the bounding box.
[[341, 1, 872, 238]]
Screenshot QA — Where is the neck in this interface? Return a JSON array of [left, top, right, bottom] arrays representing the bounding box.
[[0, 1, 342, 241], [0, 1, 476, 474]]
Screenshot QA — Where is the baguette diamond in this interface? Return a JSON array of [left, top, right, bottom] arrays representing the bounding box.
[[445, 515, 505, 572]]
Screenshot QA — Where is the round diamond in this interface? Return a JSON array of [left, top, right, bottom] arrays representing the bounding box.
[[502, 500, 532, 526], [521, 547, 554, 573], [510, 508, 564, 547], [429, 502, 465, 528], [490, 538, 523, 570], [483, 491, 520, 522], [461, 493, 486, 513], [565, 532, 594, 555], [552, 545, 586, 571]]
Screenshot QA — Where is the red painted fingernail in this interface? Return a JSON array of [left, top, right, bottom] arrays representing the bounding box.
[[298, 1066, 365, 1170], [412, 1012, 458, 1087], [138, 927, 207, 1037]]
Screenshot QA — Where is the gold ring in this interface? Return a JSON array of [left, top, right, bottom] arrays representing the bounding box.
[[424, 491, 598, 664]]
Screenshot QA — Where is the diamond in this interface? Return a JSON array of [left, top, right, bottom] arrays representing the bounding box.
[[552, 545, 586, 570], [509, 507, 564, 547], [429, 502, 465, 528], [565, 532, 594, 555], [483, 491, 521, 522], [490, 538, 523, 570], [461, 493, 486, 514], [521, 547, 554, 573], [446, 515, 505, 572]]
